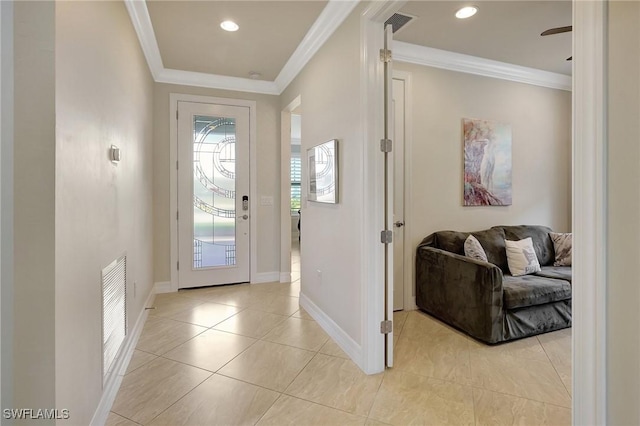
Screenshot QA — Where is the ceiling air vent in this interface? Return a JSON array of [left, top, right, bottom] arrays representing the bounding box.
[[384, 13, 416, 34]]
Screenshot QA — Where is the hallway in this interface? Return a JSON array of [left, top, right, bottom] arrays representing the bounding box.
[[107, 244, 571, 425]]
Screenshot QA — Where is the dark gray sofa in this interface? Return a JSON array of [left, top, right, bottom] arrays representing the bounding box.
[[415, 225, 571, 344]]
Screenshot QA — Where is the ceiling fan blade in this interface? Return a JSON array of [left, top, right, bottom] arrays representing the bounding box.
[[541, 26, 573, 36], [566, 56, 572, 61]]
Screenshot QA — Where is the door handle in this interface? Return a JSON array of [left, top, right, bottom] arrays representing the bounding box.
[[394, 221, 404, 228], [237, 214, 249, 220]]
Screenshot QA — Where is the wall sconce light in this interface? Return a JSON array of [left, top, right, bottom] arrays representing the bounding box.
[[110, 145, 121, 163]]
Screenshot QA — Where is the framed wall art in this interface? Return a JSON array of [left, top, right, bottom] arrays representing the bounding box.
[[308, 139, 338, 204], [463, 118, 512, 206]]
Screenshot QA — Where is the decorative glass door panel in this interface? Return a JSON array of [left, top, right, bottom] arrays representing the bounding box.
[[192, 116, 237, 268], [178, 102, 250, 288]]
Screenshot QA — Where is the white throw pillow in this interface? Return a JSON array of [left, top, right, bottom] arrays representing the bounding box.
[[505, 237, 541, 276], [464, 235, 488, 262], [550, 232, 572, 266]]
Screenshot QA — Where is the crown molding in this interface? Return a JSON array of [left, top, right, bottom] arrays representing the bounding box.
[[393, 41, 572, 92], [123, 0, 163, 80], [156, 68, 280, 95], [125, 0, 359, 96], [274, 0, 360, 92]]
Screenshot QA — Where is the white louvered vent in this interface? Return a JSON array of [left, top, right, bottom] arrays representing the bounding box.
[[102, 255, 127, 383]]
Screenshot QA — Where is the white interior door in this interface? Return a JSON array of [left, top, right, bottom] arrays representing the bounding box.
[[392, 78, 405, 311], [177, 101, 250, 288], [383, 24, 394, 368]]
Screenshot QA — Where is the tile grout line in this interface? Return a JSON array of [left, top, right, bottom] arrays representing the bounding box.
[[467, 383, 573, 410], [108, 410, 143, 425], [141, 370, 214, 426], [537, 334, 573, 399]]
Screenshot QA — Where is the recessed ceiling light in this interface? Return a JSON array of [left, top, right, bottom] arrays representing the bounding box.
[[220, 20, 239, 32], [455, 6, 478, 19], [248, 71, 262, 80]]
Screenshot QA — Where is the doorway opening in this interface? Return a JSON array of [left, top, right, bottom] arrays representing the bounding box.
[[280, 96, 302, 286]]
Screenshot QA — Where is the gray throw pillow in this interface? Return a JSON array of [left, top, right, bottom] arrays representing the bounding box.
[[464, 235, 488, 262], [550, 232, 572, 266]]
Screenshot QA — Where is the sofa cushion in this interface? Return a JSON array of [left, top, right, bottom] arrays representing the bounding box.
[[503, 275, 572, 309], [499, 225, 555, 266], [550, 232, 572, 266], [464, 235, 488, 262], [535, 266, 572, 283], [426, 228, 508, 271], [428, 230, 467, 255]]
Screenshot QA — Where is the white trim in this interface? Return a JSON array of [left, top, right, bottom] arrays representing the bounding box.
[[572, 1, 607, 424], [123, 0, 163, 80], [124, 0, 358, 96], [251, 272, 280, 284], [299, 293, 362, 367], [273, 0, 360, 92], [359, 0, 405, 375], [169, 94, 257, 292], [279, 272, 292, 283], [90, 289, 156, 426], [157, 68, 279, 96], [280, 96, 301, 284], [393, 41, 572, 92], [169, 94, 179, 292], [392, 70, 417, 312], [153, 281, 172, 294]]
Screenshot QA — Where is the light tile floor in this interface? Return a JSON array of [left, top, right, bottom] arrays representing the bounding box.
[[108, 243, 571, 426]]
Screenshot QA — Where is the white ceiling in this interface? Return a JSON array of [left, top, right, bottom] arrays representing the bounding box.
[[133, 0, 572, 95]]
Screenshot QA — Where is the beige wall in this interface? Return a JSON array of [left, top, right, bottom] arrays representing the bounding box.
[[1, 0, 14, 411], [153, 84, 281, 283], [394, 62, 572, 254], [12, 2, 155, 422], [13, 1, 56, 416], [54, 1, 154, 424], [607, 1, 640, 424], [280, 4, 365, 344]]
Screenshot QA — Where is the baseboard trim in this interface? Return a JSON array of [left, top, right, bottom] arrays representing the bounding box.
[[90, 288, 156, 426], [252, 271, 280, 284], [154, 281, 172, 294], [299, 293, 363, 371], [280, 272, 292, 283]]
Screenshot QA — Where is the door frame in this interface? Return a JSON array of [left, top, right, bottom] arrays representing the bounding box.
[[360, 0, 402, 374], [362, 0, 608, 415], [572, 1, 607, 423], [392, 70, 416, 311], [279, 95, 301, 283], [169, 93, 257, 292]]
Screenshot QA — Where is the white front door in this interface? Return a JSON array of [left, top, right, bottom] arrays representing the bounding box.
[[392, 77, 405, 311], [177, 101, 250, 288]]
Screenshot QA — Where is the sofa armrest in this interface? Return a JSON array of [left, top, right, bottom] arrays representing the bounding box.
[[415, 246, 504, 343]]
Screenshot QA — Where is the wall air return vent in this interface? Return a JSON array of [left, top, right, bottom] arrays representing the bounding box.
[[384, 12, 416, 34], [102, 254, 127, 384]]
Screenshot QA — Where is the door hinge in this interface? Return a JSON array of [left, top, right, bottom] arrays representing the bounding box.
[[380, 139, 393, 153], [381, 230, 393, 244], [177, 261, 179, 271], [380, 320, 393, 334], [380, 48, 392, 63]]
